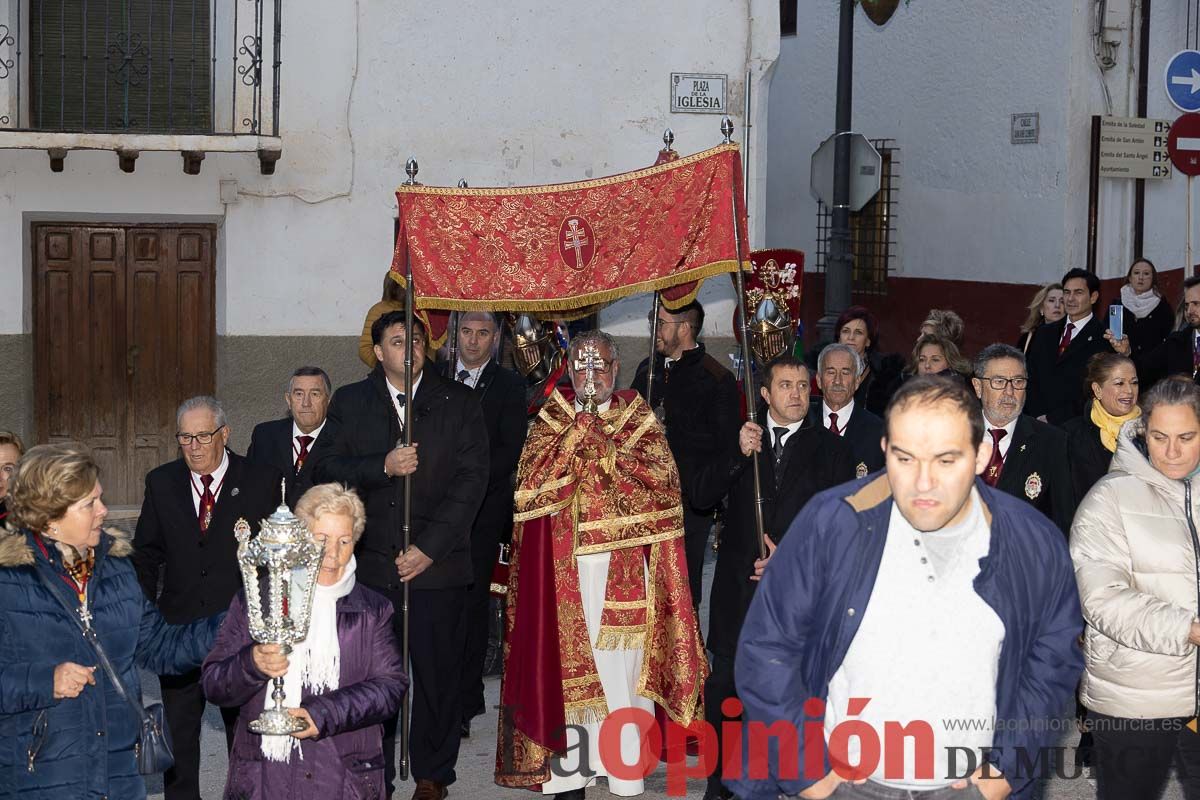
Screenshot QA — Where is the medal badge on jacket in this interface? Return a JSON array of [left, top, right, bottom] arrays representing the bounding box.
[[856, 462, 868, 479], [1024, 472, 1043, 500]]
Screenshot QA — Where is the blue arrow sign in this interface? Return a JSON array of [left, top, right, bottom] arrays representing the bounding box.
[[1166, 50, 1200, 112]]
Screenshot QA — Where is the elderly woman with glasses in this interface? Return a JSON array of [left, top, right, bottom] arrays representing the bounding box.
[[202, 483, 407, 800]]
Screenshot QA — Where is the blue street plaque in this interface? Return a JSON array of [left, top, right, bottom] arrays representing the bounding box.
[[1166, 50, 1200, 113]]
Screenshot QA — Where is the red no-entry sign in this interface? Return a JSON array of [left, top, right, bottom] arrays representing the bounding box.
[[1169, 113, 1200, 175]]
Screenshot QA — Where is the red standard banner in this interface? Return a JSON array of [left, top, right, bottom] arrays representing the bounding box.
[[390, 144, 749, 312]]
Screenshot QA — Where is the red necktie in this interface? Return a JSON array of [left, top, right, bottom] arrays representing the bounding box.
[[199, 474, 215, 533], [1057, 322, 1075, 358], [984, 428, 1007, 487], [295, 435, 314, 473], [828, 412, 840, 435]]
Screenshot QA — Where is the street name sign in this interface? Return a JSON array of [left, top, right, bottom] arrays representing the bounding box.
[[670, 73, 727, 114]]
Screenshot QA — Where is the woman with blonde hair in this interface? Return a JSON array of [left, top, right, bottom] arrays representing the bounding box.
[[1017, 282, 1064, 353], [0, 443, 221, 799], [203, 482, 407, 800], [907, 332, 971, 382]]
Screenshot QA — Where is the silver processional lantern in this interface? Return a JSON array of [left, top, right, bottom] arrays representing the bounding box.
[[234, 482, 323, 735]]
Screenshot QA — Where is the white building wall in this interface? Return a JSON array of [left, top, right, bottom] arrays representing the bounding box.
[[0, 0, 780, 337], [765, 0, 1142, 287]]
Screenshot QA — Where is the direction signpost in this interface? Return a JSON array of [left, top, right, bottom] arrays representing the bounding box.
[[1099, 116, 1172, 179], [1168, 113, 1200, 274]]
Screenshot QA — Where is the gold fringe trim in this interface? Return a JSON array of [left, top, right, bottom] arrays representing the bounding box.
[[406, 259, 750, 313], [563, 700, 608, 727], [573, 527, 684, 556], [513, 474, 575, 503], [595, 625, 647, 651], [396, 144, 740, 196], [578, 507, 681, 532]]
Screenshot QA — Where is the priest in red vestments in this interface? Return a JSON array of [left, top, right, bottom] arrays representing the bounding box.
[[495, 329, 707, 799]]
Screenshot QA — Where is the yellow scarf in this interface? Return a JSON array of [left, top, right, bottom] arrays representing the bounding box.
[[1091, 400, 1141, 453]]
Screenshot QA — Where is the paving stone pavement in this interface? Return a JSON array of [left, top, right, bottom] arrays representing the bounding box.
[[142, 535, 1183, 800]]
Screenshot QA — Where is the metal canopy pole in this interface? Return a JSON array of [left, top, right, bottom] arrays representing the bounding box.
[[398, 156, 418, 783], [723, 117, 768, 560], [645, 129, 675, 410]]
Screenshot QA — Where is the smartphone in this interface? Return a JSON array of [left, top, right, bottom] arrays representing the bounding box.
[[1108, 304, 1124, 340]]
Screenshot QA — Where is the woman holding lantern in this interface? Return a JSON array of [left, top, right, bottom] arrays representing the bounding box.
[[202, 483, 407, 800]]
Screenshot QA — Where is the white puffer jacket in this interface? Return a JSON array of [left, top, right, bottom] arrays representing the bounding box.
[[1071, 423, 1200, 719]]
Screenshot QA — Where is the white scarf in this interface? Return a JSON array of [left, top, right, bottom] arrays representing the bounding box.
[[260, 555, 357, 763], [1120, 283, 1161, 320]]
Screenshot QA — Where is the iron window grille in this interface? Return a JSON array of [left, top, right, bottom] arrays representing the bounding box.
[[815, 138, 898, 296], [0, 0, 280, 135]]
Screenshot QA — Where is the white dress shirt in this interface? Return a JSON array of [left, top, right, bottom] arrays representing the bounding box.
[[982, 415, 1018, 460], [822, 399, 855, 435], [454, 359, 489, 389], [291, 420, 326, 468], [189, 450, 230, 515], [765, 411, 804, 451], [385, 373, 423, 429]]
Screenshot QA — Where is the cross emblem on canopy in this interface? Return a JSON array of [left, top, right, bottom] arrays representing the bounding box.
[[563, 218, 589, 268]]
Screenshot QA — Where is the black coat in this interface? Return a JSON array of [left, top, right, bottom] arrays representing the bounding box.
[[631, 343, 741, 513], [993, 414, 1074, 536], [854, 351, 905, 418], [1126, 299, 1175, 363], [312, 366, 489, 591], [131, 451, 283, 624], [246, 417, 336, 509], [1134, 328, 1198, 387], [806, 403, 884, 478], [693, 409, 854, 656], [436, 360, 527, 555], [1062, 405, 1117, 504], [1026, 314, 1112, 425]]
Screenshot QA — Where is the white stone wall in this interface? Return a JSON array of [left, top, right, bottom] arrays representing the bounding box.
[[0, 0, 780, 337], [764, 0, 1167, 286]]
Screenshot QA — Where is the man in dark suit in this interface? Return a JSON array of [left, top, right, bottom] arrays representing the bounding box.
[[691, 355, 854, 800], [131, 395, 282, 800], [972, 343, 1074, 535], [631, 299, 740, 610], [810, 342, 885, 478], [1027, 268, 1116, 425], [313, 310, 488, 800], [1118, 275, 1200, 384], [437, 311, 526, 738], [246, 365, 334, 509]]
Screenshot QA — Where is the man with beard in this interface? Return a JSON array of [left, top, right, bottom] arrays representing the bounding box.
[[729, 375, 1082, 800], [971, 344, 1074, 535], [631, 299, 739, 609], [497, 330, 706, 799], [809, 343, 884, 478]]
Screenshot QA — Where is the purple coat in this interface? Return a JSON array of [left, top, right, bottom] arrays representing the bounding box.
[[201, 584, 407, 800]]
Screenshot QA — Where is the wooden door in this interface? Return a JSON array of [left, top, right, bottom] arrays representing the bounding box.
[[34, 224, 216, 505]]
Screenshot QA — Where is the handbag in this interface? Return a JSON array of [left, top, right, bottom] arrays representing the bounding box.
[[35, 567, 175, 774]]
